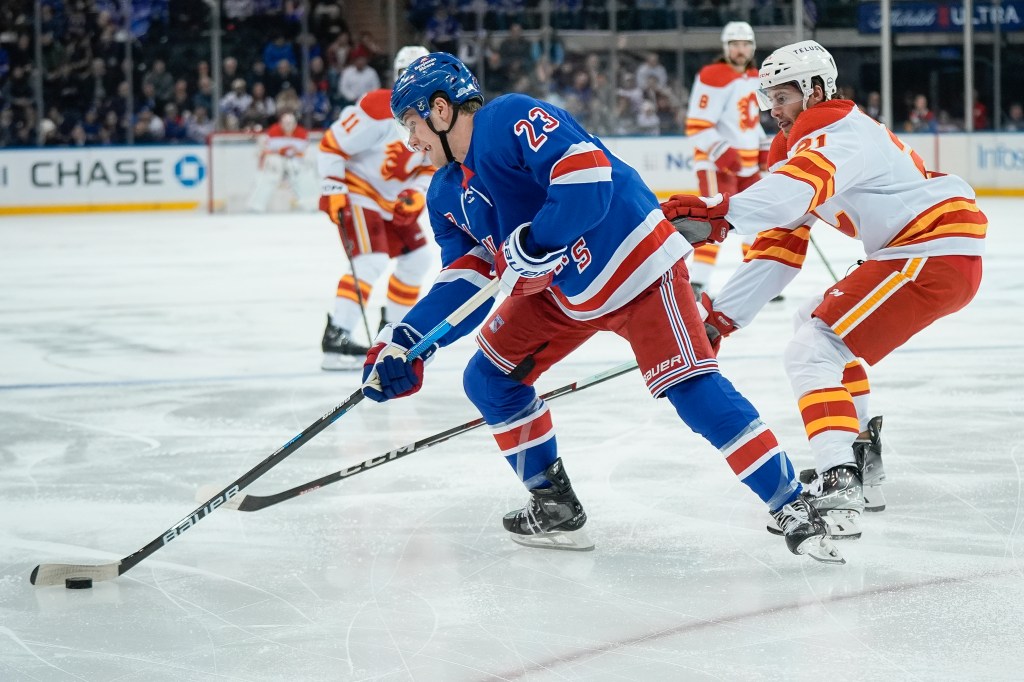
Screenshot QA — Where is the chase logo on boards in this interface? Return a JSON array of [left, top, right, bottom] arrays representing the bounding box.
[[174, 154, 205, 187]]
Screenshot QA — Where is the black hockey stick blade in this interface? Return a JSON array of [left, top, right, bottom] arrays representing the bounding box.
[[204, 360, 640, 513]]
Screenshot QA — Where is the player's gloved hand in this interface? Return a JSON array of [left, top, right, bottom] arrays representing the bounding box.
[[661, 193, 732, 247], [494, 223, 567, 297], [697, 292, 738, 355], [319, 181, 350, 226], [709, 142, 741, 174], [361, 323, 438, 402], [391, 189, 425, 229]]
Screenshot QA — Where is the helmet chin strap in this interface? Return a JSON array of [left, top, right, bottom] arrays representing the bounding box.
[[426, 106, 460, 164]]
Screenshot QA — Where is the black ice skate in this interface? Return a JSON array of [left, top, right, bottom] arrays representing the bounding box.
[[503, 458, 594, 551], [800, 415, 887, 513], [854, 416, 886, 512], [320, 315, 369, 371], [806, 464, 865, 539], [771, 494, 844, 564]]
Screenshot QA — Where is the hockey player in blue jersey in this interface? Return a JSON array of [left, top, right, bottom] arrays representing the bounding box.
[[363, 52, 842, 563]]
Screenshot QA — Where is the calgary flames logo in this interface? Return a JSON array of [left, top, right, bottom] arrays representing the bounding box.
[[738, 93, 760, 132], [381, 141, 419, 182]]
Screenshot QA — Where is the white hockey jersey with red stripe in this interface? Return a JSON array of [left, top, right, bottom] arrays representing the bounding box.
[[318, 89, 435, 219], [685, 62, 769, 177], [714, 99, 987, 326], [259, 122, 309, 164]]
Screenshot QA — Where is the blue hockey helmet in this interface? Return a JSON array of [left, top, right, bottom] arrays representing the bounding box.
[[390, 52, 483, 124]]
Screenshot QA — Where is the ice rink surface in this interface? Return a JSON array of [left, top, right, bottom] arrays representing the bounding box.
[[1, 199, 1022, 681]]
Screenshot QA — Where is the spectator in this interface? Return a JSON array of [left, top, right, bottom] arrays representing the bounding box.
[[220, 78, 253, 125], [425, 8, 460, 55], [635, 52, 667, 90], [499, 22, 532, 68], [1004, 102, 1024, 131], [337, 46, 379, 106], [904, 94, 937, 133], [144, 58, 174, 107], [192, 76, 212, 115], [936, 109, 961, 133], [186, 104, 215, 143], [162, 103, 187, 142], [245, 81, 277, 129], [301, 78, 331, 129], [325, 30, 352, 72], [134, 107, 165, 143], [266, 58, 298, 98], [862, 90, 882, 123], [222, 56, 240, 86], [262, 34, 296, 71], [973, 90, 989, 131]]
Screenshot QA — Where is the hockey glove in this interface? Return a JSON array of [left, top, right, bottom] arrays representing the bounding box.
[[698, 292, 738, 355], [494, 223, 567, 297], [361, 323, 438, 402], [319, 181, 350, 226], [708, 142, 741, 174], [391, 188, 426, 229], [661, 193, 732, 247]]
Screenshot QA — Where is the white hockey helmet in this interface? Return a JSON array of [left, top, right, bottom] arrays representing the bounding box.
[[393, 45, 430, 79], [756, 40, 838, 110], [721, 21, 755, 55]]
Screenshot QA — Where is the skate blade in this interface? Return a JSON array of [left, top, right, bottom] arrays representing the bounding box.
[[798, 536, 846, 565], [508, 528, 595, 551], [864, 484, 886, 513], [321, 353, 363, 371], [822, 510, 863, 539]]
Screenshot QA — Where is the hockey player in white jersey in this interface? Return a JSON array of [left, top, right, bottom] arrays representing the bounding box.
[[246, 113, 317, 213], [317, 46, 435, 370], [684, 21, 771, 297], [662, 40, 986, 538]]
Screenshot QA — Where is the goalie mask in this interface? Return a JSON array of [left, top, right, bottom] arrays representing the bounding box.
[[756, 40, 838, 111]]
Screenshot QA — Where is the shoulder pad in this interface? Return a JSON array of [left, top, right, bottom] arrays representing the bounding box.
[[786, 100, 856, 151], [358, 89, 394, 121], [699, 63, 742, 88]]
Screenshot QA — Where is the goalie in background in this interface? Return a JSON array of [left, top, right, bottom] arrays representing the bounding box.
[[316, 46, 436, 370], [246, 112, 317, 213]]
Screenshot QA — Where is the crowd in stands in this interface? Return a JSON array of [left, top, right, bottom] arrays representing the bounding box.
[[1, 1, 1020, 149]]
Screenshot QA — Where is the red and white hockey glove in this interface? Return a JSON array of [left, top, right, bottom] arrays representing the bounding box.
[[361, 323, 438, 402], [319, 184, 351, 227], [697, 292, 738, 355], [494, 223, 567, 297], [708, 142, 741, 174], [391, 188, 426, 229], [660, 193, 732, 247]]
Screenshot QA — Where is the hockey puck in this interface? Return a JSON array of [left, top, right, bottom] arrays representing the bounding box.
[[65, 577, 93, 589]]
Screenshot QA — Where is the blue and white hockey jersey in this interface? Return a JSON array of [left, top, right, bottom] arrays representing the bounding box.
[[463, 94, 688, 320]]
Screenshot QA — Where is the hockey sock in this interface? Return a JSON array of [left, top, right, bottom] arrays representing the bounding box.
[[464, 352, 558, 489], [667, 372, 800, 510], [797, 387, 860, 472], [841, 360, 871, 431]]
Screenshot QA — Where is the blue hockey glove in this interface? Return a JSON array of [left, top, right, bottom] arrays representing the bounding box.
[[361, 323, 437, 402], [494, 223, 567, 296]]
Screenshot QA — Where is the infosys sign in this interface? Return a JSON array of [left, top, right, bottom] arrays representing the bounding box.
[[858, 1, 1024, 33]]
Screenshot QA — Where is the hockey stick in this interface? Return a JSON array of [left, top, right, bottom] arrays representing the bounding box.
[[202, 360, 640, 512], [809, 233, 840, 283], [337, 220, 374, 345], [29, 279, 500, 587]]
